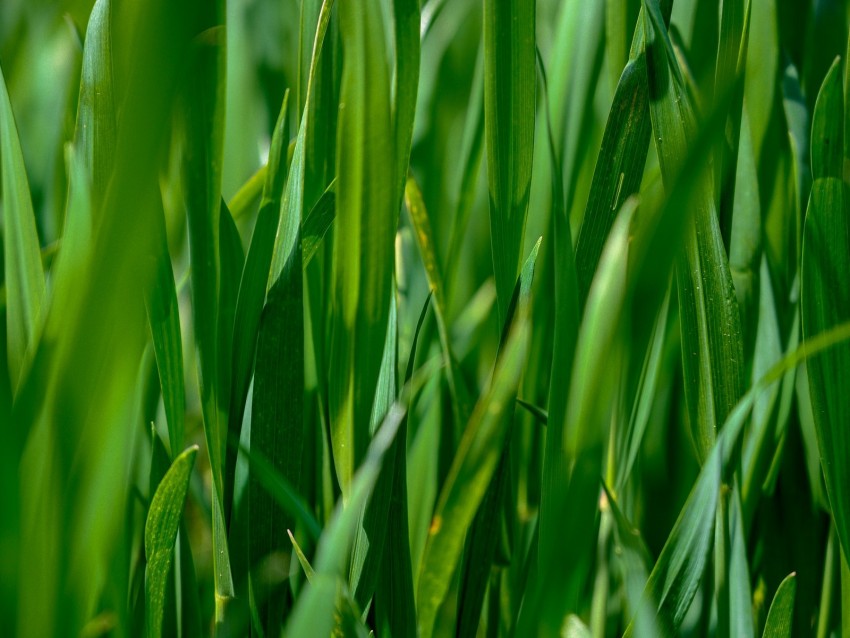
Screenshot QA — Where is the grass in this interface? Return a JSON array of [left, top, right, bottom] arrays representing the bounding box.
[[1, 0, 850, 636]]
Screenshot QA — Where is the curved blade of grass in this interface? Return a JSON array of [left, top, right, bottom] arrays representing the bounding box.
[[762, 573, 796, 638], [720, 483, 755, 638], [228, 163, 267, 222], [0, 61, 45, 388], [643, 0, 745, 461], [416, 312, 530, 638], [392, 0, 420, 208], [145, 194, 185, 454], [330, 0, 396, 493], [145, 446, 198, 638], [217, 199, 244, 424], [457, 239, 541, 638], [483, 0, 535, 322]]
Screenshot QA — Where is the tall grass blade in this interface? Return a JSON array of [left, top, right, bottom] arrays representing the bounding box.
[[483, 0, 535, 321], [330, 0, 397, 493], [643, 0, 745, 461], [801, 57, 850, 565]]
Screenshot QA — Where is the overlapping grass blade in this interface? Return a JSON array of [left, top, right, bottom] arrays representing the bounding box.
[[0, 61, 45, 388], [145, 446, 198, 638], [375, 294, 431, 638], [643, 0, 745, 461], [416, 312, 530, 638], [226, 92, 289, 504], [181, 0, 233, 613], [801, 57, 850, 566], [483, 0, 535, 321], [285, 403, 407, 637], [248, 6, 332, 631], [330, 0, 397, 493], [457, 239, 541, 637]]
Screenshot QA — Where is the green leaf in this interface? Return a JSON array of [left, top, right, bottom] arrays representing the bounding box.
[[301, 182, 336, 268], [375, 294, 431, 638], [573, 54, 652, 303], [73, 0, 116, 213], [405, 174, 469, 422], [1, 61, 45, 388], [330, 0, 397, 493], [624, 406, 743, 636], [145, 446, 198, 638], [226, 92, 290, 501], [483, 0, 536, 322], [416, 312, 530, 638], [802, 58, 850, 564], [762, 573, 796, 638], [248, 7, 333, 630], [643, 0, 745, 461], [288, 529, 316, 584], [285, 402, 407, 637], [802, 106, 850, 571], [181, 0, 232, 609], [145, 195, 185, 454], [456, 238, 542, 638]]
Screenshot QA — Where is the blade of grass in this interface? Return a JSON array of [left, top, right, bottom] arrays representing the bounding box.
[[248, 7, 333, 631], [329, 0, 397, 494], [643, 0, 745, 461], [375, 293, 431, 638], [762, 573, 796, 638], [456, 239, 542, 638], [0, 61, 45, 389], [225, 91, 289, 514], [801, 57, 850, 566], [416, 311, 530, 638], [483, 0, 535, 322], [145, 446, 198, 638], [145, 194, 186, 455], [181, 0, 233, 617]]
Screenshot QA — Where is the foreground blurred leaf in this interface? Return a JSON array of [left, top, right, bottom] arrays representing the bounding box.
[[0, 61, 44, 388], [145, 446, 198, 638]]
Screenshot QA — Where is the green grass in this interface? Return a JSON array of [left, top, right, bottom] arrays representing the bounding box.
[[2, 0, 850, 636]]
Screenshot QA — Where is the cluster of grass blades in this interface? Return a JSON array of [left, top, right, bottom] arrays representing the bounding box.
[[2, 0, 850, 636]]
